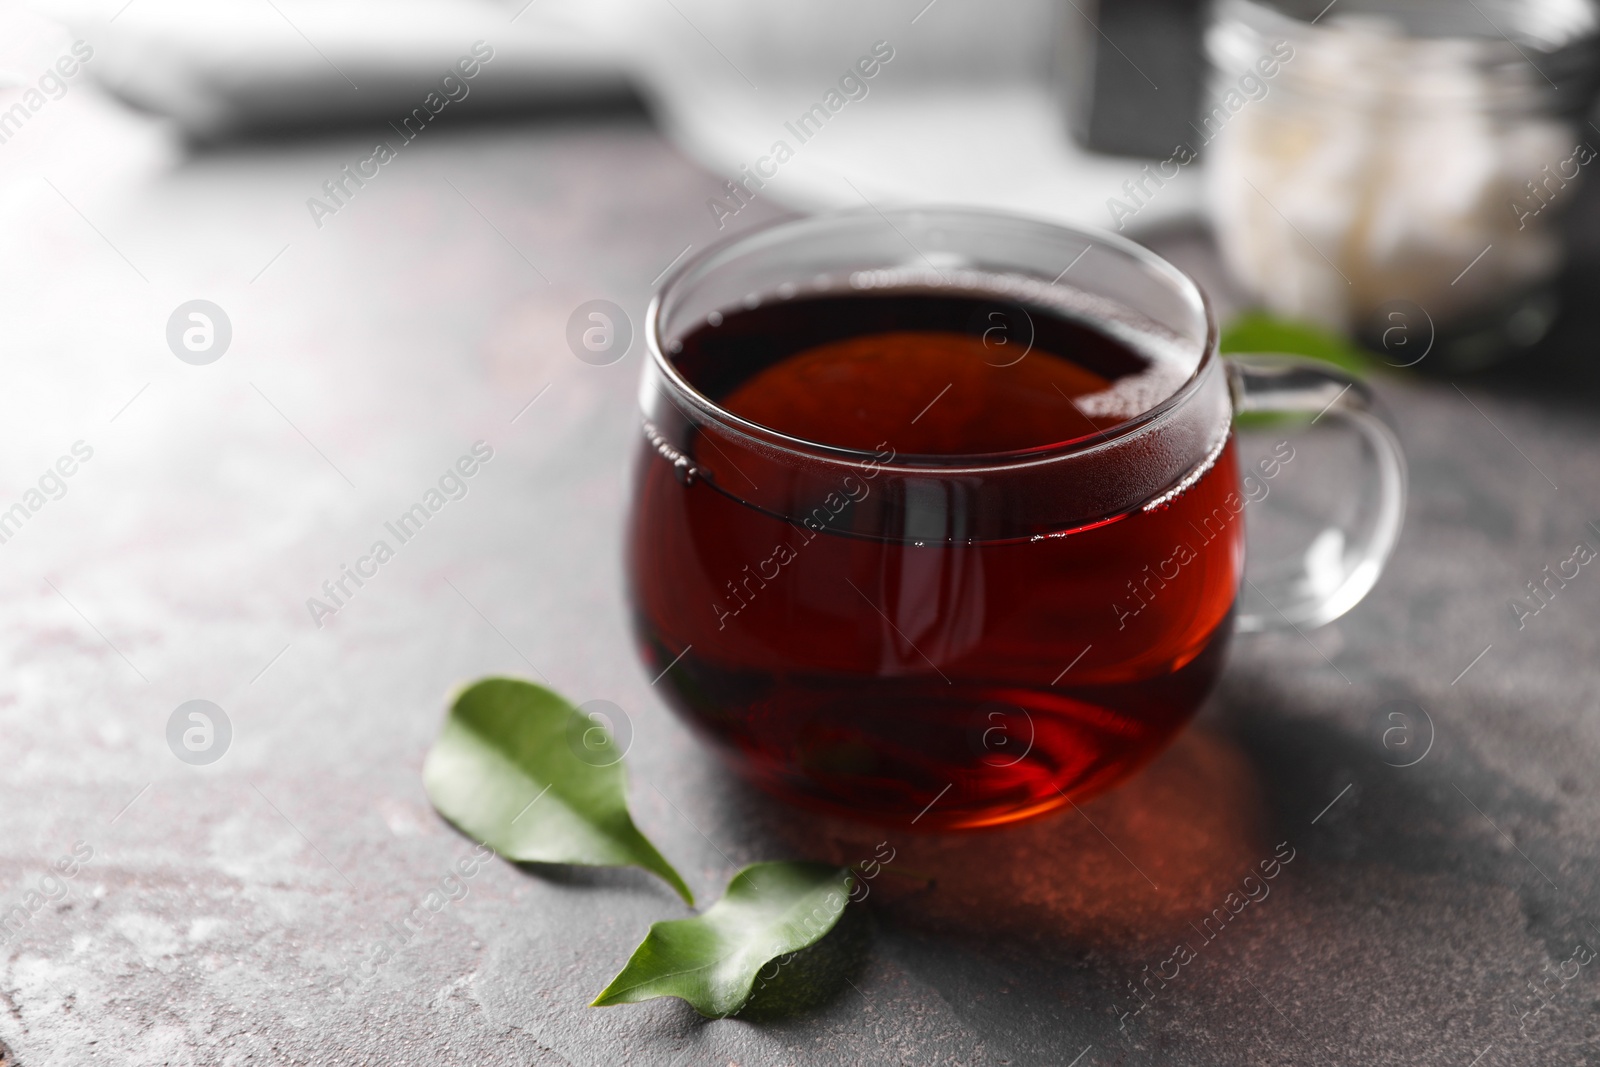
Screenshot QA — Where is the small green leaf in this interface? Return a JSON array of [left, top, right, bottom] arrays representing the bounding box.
[[423, 677, 692, 904], [591, 861, 854, 1018], [1220, 310, 1372, 376]]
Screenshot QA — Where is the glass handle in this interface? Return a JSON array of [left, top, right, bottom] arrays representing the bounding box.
[[1227, 355, 1408, 634]]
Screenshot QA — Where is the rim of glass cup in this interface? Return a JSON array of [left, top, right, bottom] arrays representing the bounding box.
[[644, 206, 1221, 471]]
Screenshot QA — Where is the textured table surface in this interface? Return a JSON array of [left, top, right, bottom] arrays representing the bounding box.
[[6, 80, 1600, 1066]]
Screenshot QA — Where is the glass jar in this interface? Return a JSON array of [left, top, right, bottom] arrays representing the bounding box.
[[1204, 0, 1600, 369]]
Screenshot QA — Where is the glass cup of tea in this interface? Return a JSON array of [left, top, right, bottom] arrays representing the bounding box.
[[627, 208, 1405, 830]]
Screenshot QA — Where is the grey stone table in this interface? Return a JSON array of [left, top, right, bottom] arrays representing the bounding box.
[[6, 87, 1600, 1066]]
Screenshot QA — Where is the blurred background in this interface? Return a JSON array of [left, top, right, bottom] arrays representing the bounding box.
[[12, 0, 1600, 364], [6, 0, 1600, 1062]]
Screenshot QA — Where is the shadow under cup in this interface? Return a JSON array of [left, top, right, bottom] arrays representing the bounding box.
[[626, 209, 1246, 830]]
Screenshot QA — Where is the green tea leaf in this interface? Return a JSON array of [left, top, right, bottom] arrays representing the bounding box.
[[1220, 310, 1371, 376], [591, 861, 854, 1017], [423, 677, 692, 904]]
